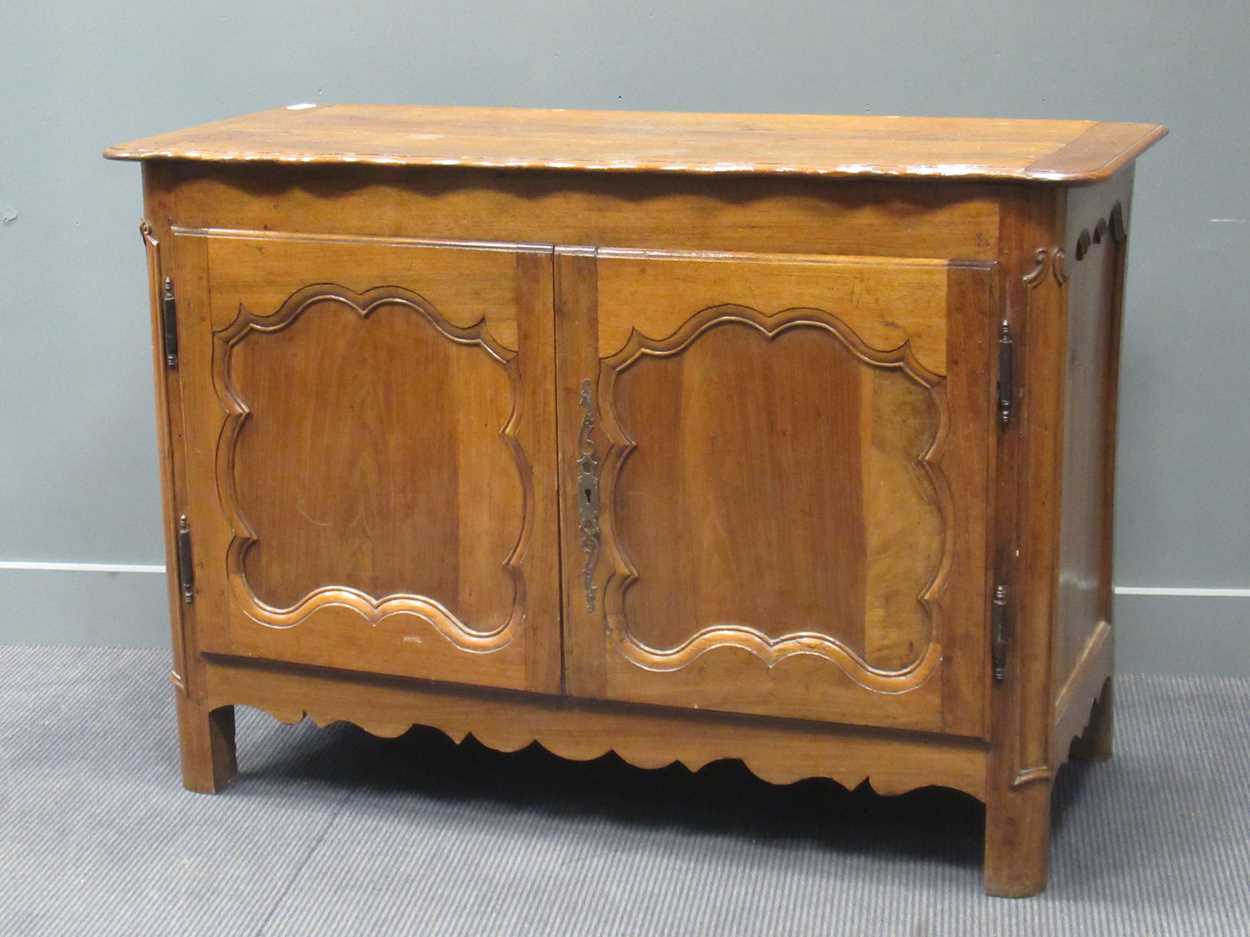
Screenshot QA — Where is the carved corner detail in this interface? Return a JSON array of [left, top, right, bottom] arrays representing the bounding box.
[[1010, 766, 1054, 789], [1109, 202, 1128, 244], [1023, 246, 1068, 288], [1074, 201, 1127, 262]]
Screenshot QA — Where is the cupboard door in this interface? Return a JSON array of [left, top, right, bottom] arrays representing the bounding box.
[[170, 230, 560, 693], [557, 248, 995, 735]]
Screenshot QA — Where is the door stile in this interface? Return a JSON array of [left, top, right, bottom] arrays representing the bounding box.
[[554, 247, 606, 699]]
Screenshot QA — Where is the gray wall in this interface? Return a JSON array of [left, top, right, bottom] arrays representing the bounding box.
[[1, 1, 1247, 671]]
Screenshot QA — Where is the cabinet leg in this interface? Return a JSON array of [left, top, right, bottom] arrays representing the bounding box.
[[176, 694, 237, 794], [983, 781, 1051, 897], [1069, 677, 1114, 761]]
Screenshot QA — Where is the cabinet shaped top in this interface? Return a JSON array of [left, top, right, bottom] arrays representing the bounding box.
[[104, 104, 1165, 184]]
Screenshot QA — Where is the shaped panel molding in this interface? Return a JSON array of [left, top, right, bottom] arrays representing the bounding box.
[[595, 304, 951, 693], [212, 283, 528, 654]]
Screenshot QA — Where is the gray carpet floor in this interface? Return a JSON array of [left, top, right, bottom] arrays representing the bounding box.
[[1, 646, 1247, 936]]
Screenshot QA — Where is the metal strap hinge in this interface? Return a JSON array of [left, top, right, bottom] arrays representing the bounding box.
[[991, 583, 1009, 682], [161, 277, 179, 368], [997, 320, 1014, 426], [175, 515, 194, 604]]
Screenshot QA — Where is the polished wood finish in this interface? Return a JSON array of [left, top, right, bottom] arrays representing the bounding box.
[[106, 104, 1165, 184], [206, 656, 988, 798], [107, 106, 1164, 897], [169, 230, 561, 693], [176, 696, 236, 794], [558, 250, 993, 735], [145, 161, 1003, 260], [983, 183, 1068, 898], [1053, 171, 1134, 713]]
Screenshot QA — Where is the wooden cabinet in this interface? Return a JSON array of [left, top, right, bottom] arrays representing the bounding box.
[[106, 106, 1165, 896]]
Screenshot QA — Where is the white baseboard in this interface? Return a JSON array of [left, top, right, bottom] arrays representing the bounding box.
[[1111, 593, 1249, 674], [0, 566, 170, 649], [1114, 585, 1250, 598], [0, 560, 165, 574], [0, 565, 1245, 673]]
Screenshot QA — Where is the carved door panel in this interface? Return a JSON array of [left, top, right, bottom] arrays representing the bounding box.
[[557, 248, 996, 735], [171, 230, 560, 693]]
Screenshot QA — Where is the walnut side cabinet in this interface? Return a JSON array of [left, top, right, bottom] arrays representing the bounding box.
[[105, 106, 1165, 896]]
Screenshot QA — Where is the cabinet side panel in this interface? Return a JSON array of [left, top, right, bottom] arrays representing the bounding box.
[[1053, 171, 1133, 702]]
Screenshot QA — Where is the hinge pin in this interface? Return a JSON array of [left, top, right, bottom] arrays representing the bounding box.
[[991, 583, 1009, 682], [176, 514, 194, 605], [997, 320, 1014, 426], [161, 277, 179, 368]]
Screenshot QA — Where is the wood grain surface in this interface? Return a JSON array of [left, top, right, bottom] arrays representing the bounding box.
[[170, 229, 561, 693], [557, 249, 995, 735], [106, 104, 1166, 183]]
